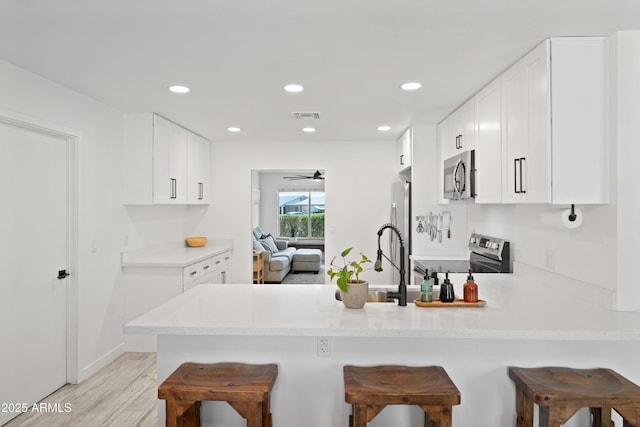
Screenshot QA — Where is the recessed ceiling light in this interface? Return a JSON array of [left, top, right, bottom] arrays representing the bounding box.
[[284, 84, 304, 93], [302, 127, 316, 133], [378, 125, 391, 131], [227, 127, 241, 132], [168, 85, 190, 94], [401, 82, 421, 91]]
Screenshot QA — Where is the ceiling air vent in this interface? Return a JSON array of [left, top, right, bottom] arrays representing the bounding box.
[[292, 112, 320, 120]]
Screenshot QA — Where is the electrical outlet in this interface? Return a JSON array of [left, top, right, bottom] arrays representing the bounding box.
[[545, 250, 556, 270], [317, 337, 330, 357]]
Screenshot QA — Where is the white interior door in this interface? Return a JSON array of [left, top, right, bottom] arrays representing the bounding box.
[[0, 122, 68, 425]]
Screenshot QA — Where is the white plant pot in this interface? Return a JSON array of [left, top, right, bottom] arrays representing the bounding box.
[[339, 280, 368, 309]]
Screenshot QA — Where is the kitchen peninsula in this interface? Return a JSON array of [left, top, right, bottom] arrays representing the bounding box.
[[125, 269, 640, 427]]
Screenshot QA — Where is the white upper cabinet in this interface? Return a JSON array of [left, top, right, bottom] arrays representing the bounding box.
[[153, 115, 188, 204], [474, 79, 502, 203], [501, 41, 552, 203], [502, 37, 608, 204], [549, 38, 609, 204], [436, 118, 451, 204], [123, 113, 211, 205], [446, 101, 476, 155], [187, 132, 211, 204], [396, 127, 413, 172], [437, 37, 608, 206]]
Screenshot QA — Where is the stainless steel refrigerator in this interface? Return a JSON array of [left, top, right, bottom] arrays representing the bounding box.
[[390, 181, 411, 286]]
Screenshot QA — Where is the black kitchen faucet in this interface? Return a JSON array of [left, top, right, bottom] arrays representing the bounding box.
[[375, 223, 407, 306]]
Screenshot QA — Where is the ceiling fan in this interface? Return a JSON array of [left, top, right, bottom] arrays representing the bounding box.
[[283, 170, 325, 181]]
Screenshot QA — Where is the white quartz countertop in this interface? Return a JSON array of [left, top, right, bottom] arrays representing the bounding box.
[[125, 272, 640, 341], [121, 243, 233, 268]]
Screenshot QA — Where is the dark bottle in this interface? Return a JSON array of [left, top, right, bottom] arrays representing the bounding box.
[[440, 272, 455, 303], [463, 270, 479, 303]]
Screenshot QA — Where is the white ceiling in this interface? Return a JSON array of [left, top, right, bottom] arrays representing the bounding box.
[[1, 0, 639, 142]]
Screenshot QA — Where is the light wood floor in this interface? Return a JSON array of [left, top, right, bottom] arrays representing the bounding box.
[[3, 352, 157, 427]]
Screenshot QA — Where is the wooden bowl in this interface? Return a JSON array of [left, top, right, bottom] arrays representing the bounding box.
[[185, 236, 207, 247]]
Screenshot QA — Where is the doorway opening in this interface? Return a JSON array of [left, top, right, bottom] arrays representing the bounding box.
[[251, 170, 326, 284]]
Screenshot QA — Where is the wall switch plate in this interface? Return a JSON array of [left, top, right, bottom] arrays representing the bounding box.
[[545, 250, 556, 270], [317, 337, 330, 357]]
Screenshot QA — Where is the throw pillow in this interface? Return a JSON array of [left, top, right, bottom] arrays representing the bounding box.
[[262, 235, 279, 253]]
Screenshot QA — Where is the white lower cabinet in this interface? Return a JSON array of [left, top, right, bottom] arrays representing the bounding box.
[[123, 249, 233, 351]]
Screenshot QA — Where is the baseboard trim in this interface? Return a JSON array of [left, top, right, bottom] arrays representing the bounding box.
[[78, 343, 125, 383]]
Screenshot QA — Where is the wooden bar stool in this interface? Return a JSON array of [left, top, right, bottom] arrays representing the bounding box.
[[343, 365, 461, 427], [158, 362, 278, 427], [508, 366, 640, 427]]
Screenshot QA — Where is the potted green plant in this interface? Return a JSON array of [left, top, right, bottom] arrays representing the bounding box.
[[327, 247, 371, 309]]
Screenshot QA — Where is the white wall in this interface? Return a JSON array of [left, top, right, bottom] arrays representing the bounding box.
[[411, 125, 471, 258], [202, 140, 397, 285], [0, 60, 125, 380], [612, 31, 640, 311], [0, 60, 211, 380]]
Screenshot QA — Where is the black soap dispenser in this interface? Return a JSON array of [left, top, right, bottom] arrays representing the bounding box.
[[440, 272, 455, 303]]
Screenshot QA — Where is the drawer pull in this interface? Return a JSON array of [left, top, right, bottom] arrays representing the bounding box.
[[189, 271, 197, 276], [203, 265, 210, 270]]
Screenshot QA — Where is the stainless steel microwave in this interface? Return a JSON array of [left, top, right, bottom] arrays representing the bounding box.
[[443, 150, 475, 200]]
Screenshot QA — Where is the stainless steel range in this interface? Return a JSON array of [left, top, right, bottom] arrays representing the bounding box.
[[414, 233, 511, 277]]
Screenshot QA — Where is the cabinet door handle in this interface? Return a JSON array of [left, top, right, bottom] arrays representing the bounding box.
[[519, 157, 526, 194], [400, 154, 404, 166], [458, 134, 463, 149], [514, 158, 520, 194], [170, 178, 177, 199], [198, 182, 204, 200], [455, 135, 459, 149]]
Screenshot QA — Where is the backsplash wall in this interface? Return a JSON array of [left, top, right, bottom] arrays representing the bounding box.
[[466, 203, 616, 291]]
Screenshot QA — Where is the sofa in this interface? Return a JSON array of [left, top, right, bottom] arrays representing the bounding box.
[[253, 227, 297, 283]]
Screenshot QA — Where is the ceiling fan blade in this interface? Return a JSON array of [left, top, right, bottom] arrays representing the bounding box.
[[283, 175, 310, 180], [283, 170, 324, 180]]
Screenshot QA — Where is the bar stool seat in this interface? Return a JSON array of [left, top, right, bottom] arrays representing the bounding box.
[[158, 362, 278, 427], [343, 365, 460, 427], [508, 366, 640, 427]]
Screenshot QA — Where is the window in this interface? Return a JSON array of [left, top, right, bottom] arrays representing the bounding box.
[[278, 191, 325, 238]]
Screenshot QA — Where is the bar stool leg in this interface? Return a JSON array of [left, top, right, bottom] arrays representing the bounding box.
[[420, 404, 453, 427], [590, 407, 614, 427], [228, 401, 263, 427], [540, 406, 581, 427], [165, 400, 200, 427], [262, 393, 272, 427], [351, 403, 368, 427], [515, 386, 533, 427]]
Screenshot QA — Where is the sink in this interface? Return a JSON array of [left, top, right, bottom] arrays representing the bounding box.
[[334, 289, 421, 303]]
